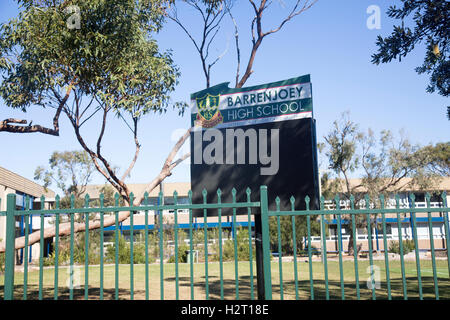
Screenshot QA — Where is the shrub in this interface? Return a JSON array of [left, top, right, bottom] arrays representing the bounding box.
[[167, 244, 190, 263], [0, 253, 4, 273], [389, 239, 415, 255], [0, 238, 4, 272], [42, 230, 102, 266], [105, 233, 155, 264], [212, 226, 255, 262]]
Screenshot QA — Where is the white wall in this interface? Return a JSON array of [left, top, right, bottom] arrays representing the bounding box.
[[0, 186, 15, 243]]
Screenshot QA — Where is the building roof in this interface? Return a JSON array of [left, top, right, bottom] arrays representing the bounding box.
[[0, 166, 55, 198], [330, 176, 450, 193]]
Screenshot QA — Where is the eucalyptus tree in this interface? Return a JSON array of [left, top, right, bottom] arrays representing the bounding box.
[[321, 112, 444, 254], [0, 0, 189, 252], [372, 0, 449, 117], [34, 150, 95, 198]]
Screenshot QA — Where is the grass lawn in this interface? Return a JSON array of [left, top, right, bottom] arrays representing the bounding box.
[[1, 259, 449, 300]]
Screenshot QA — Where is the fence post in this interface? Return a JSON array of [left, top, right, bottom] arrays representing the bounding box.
[[4, 193, 16, 300], [259, 186, 272, 300]]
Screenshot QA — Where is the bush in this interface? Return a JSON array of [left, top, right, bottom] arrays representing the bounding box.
[[389, 239, 415, 255], [269, 215, 321, 255], [0, 252, 4, 273], [105, 233, 156, 264], [212, 227, 255, 262], [42, 230, 102, 266], [0, 238, 4, 272], [167, 244, 190, 263]]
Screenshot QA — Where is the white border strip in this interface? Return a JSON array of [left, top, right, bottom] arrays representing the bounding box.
[[191, 111, 312, 131]]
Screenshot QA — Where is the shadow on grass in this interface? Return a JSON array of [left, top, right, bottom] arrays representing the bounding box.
[[163, 274, 450, 300], [0, 285, 135, 300], [1, 275, 449, 300]]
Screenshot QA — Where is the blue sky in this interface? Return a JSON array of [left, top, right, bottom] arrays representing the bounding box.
[[0, 0, 448, 195]]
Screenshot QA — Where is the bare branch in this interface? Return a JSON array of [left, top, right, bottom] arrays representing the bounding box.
[[226, 3, 241, 87], [263, 0, 318, 37], [0, 83, 73, 135], [168, 1, 230, 88], [121, 117, 141, 181], [237, 0, 318, 88]]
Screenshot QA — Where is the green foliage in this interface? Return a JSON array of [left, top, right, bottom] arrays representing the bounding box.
[[0, 0, 184, 124], [372, 0, 449, 102], [0, 238, 4, 273], [320, 171, 341, 200], [212, 226, 255, 262], [320, 113, 445, 253], [34, 150, 95, 198], [105, 232, 156, 264], [190, 228, 212, 260], [414, 142, 450, 177], [324, 112, 361, 176], [167, 243, 190, 263], [320, 112, 443, 200], [43, 229, 102, 266], [269, 216, 320, 255], [389, 239, 415, 256]]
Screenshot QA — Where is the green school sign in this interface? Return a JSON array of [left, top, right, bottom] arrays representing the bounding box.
[[191, 74, 313, 129]]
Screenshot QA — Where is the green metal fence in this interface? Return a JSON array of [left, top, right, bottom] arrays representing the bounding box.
[[1, 186, 449, 300], [260, 186, 450, 300]]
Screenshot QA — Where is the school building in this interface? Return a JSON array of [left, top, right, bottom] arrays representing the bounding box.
[[317, 178, 450, 254], [0, 166, 55, 263]]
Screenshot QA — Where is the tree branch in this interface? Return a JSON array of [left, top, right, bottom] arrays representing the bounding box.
[[237, 0, 317, 88], [0, 83, 73, 135], [137, 127, 192, 204], [121, 117, 141, 181]]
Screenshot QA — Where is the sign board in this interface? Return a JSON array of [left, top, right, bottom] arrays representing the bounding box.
[[190, 75, 319, 214]]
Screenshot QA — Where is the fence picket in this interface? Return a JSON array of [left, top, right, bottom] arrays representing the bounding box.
[[305, 196, 314, 300], [380, 195, 391, 300], [426, 193, 439, 300], [350, 195, 360, 300], [217, 189, 224, 300], [410, 194, 423, 300], [290, 196, 298, 300], [23, 196, 30, 301], [335, 195, 345, 300], [38, 195, 45, 300]]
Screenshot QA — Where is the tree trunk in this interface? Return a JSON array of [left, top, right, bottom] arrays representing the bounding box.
[[347, 231, 355, 256]]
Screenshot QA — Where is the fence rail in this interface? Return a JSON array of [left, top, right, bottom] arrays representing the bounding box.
[[1, 187, 449, 300]]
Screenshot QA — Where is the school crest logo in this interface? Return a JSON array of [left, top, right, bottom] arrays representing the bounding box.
[[195, 93, 223, 128]]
